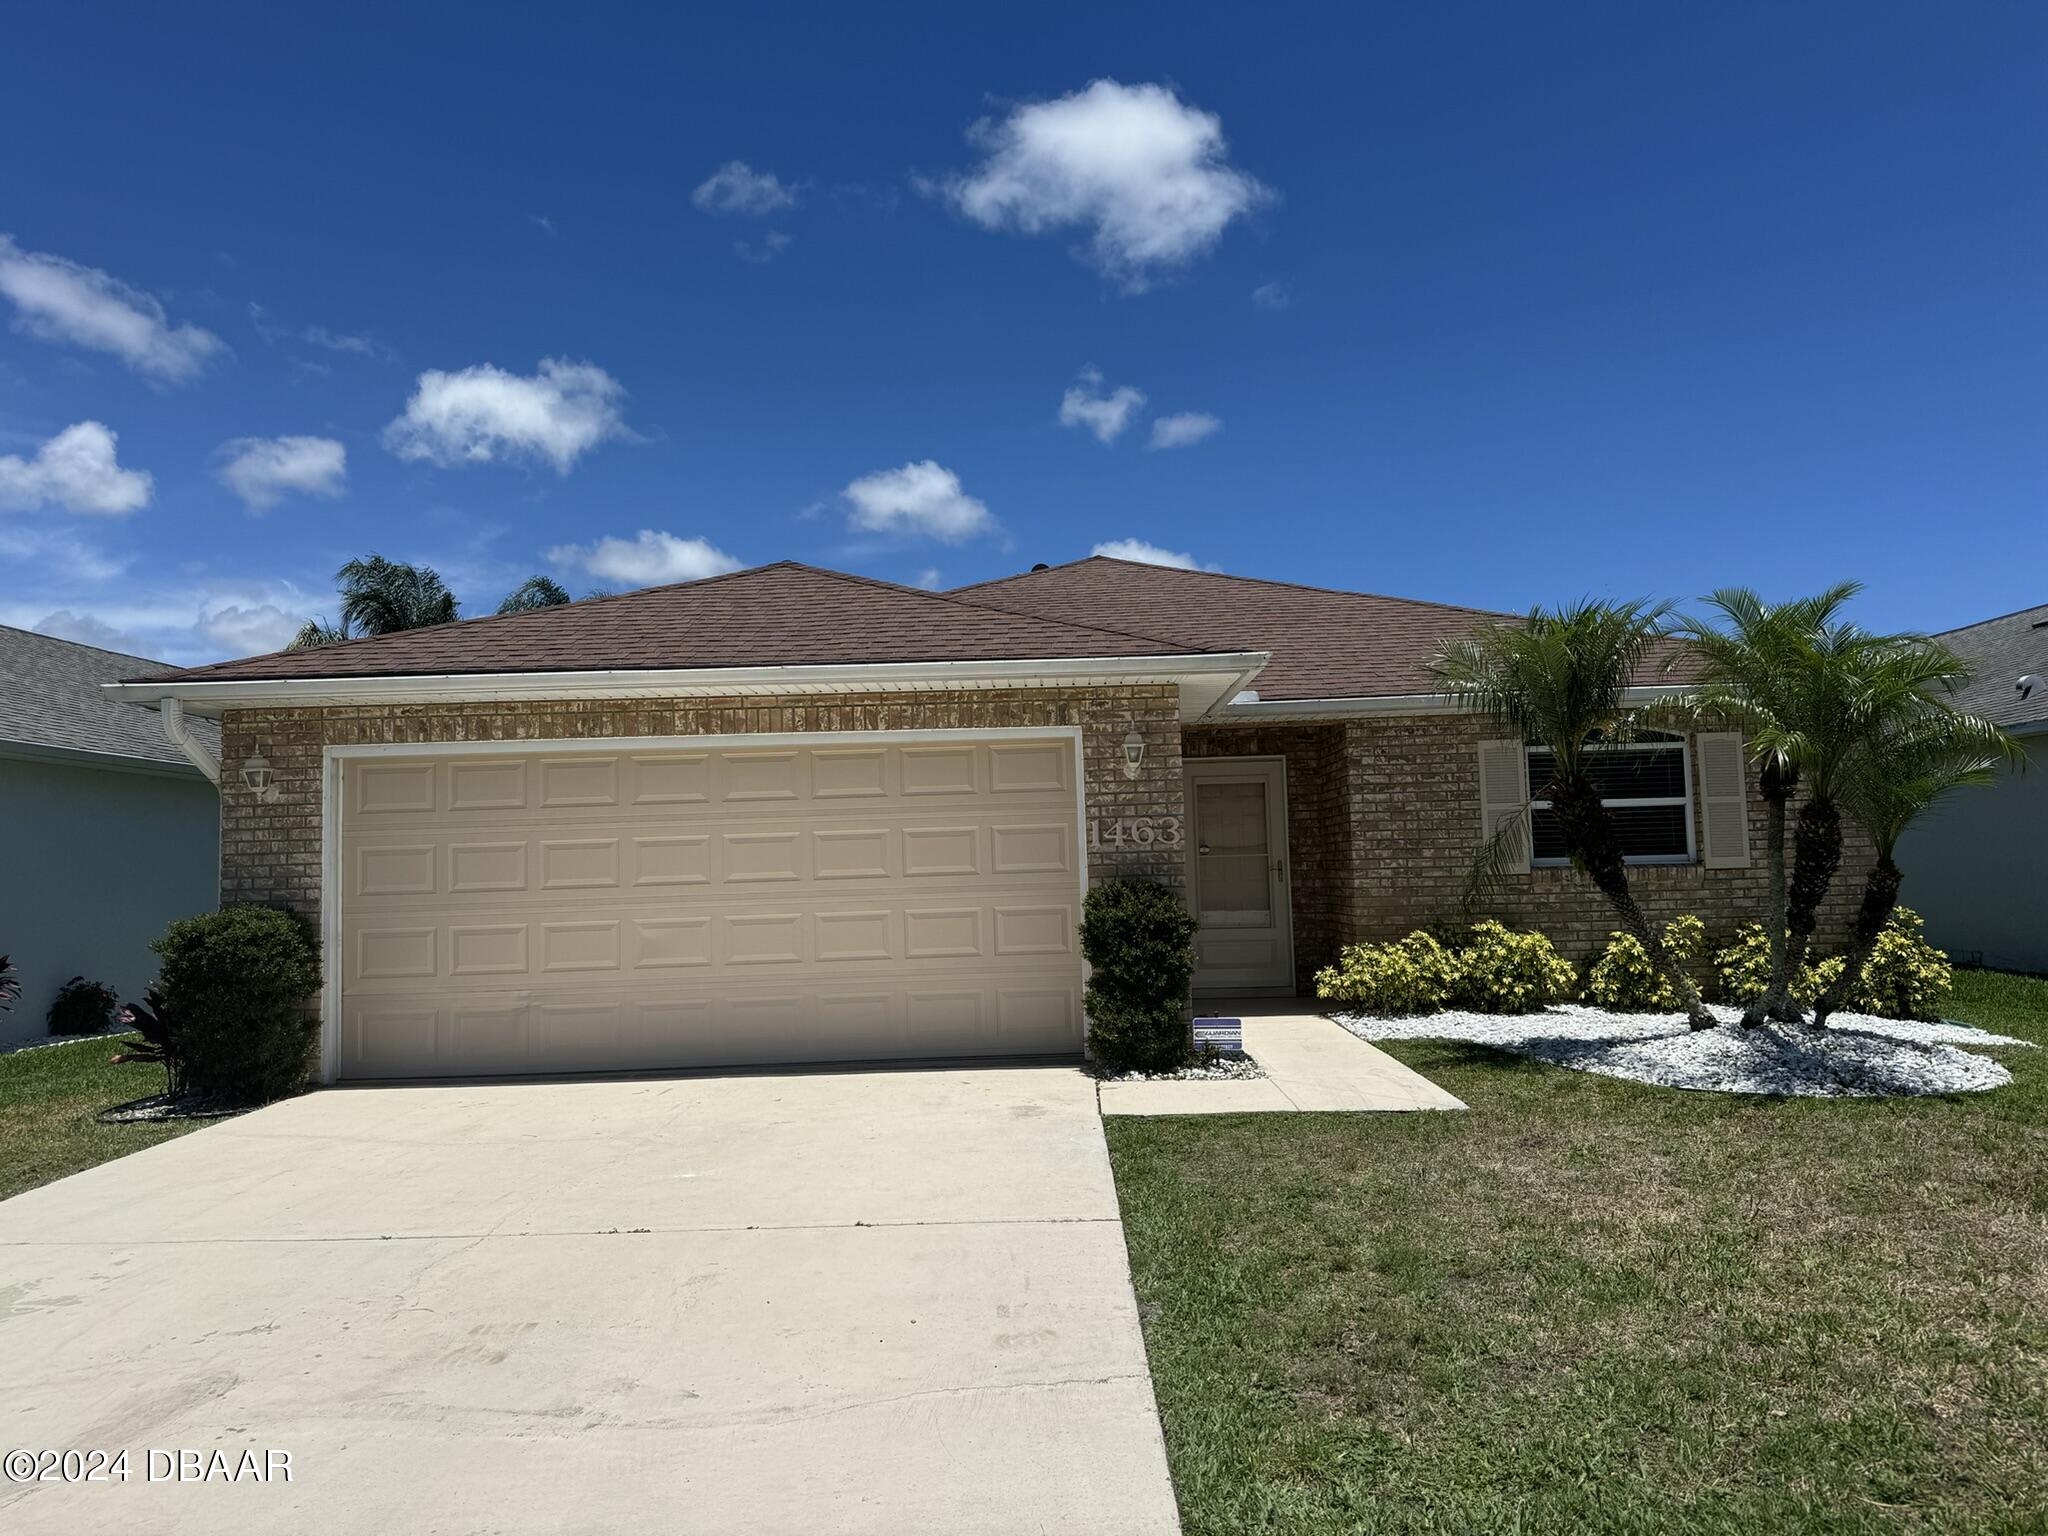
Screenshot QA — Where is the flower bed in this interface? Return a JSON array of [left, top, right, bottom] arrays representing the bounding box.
[[1337, 1003, 2027, 1097]]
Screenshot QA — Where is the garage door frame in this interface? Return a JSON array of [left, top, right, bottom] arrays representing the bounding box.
[[316, 725, 1089, 1083]]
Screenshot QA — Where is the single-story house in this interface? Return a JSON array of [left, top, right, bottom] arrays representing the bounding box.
[[1, 624, 221, 1046], [109, 559, 1870, 1081], [1895, 601, 2046, 974]]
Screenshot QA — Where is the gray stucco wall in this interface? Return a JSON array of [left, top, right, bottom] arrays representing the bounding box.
[[0, 752, 219, 1046], [1894, 733, 2047, 976]]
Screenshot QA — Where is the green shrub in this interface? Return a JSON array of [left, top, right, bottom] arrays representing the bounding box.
[[1451, 920, 1577, 1013], [1315, 931, 1458, 1016], [152, 905, 322, 1106], [1712, 922, 1825, 1008], [1583, 915, 1707, 1011], [1825, 907, 1953, 1020], [47, 976, 119, 1036], [1079, 879, 1199, 1073]]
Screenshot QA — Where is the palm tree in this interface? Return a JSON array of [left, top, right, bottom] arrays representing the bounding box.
[[1666, 584, 1861, 1025], [288, 616, 350, 650], [1812, 708, 2017, 1025], [287, 555, 459, 649], [497, 575, 571, 614], [1752, 624, 1974, 1022], [1433, 599, 1715, 1030], [337, 555, 458, 634]]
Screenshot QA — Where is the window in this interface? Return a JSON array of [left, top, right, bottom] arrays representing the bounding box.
[[1526, 731, 1694, 865]]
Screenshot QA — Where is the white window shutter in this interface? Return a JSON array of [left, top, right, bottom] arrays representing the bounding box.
[[1477, 739, 1531, 874], [1697, 732, 1751, 868]]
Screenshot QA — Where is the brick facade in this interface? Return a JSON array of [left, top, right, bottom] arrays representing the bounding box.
[[218, 688, 1873, 998], [216, 685, 1186, 931], [1186, 713, 1874, 981]]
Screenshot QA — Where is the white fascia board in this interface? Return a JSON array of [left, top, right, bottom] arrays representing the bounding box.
[[101, 652, 1271, 721], [1211, 683, 1696, 722]]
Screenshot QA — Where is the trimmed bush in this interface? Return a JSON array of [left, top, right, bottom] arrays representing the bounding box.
[[152, 905, 322, 1106], [1583, 915, 1707, 1012], [1451, 920, 1577, 1014], [1712, 923, 1825, 1009], [1079, 879, 1200, 1073], [1315, 932, 1459, 1016], [47, 976, 119, 1036], [1823, 907, 1953, 1020]]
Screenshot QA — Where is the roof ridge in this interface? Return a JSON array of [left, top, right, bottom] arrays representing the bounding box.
[[1937, 600, 2048, 639], [0, 620, 169, 670], [953, 555, 1517, 619], [824, 563, 1215, 653], [156, 559, 808, 679]]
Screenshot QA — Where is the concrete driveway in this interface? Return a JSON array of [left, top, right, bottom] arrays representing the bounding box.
[[0, 1067, 1180, 1535]]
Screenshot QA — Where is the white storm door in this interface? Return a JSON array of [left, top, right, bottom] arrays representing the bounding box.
[[1185, 758, 1294, 994]]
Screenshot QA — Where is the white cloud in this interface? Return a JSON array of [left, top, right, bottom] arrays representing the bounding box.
[[913, 567, 943, 590], [384, 358, 627, 473], [249, 302, 388, 359], [841, 460, 995, 543], [201, 603, 303, 654], [940, 80, 1271, 289], [1148, 411, 1223, 450], [1251, 281, 1291, 310], [692, 161, 799, 216], [31, 609, 141, 652], [0, 577, 321, 666], [0, 234, 224, 382], [1092, 538, 1215, 570], [1058, 367, 1146, 444], [217, 435, 347, 511], [0, 523, 129, 582], [734, 230, 793, 264], [0, 422, 152, 515], [545, 529, 743, 588]]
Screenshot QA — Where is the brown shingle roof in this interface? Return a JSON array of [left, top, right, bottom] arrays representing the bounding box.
[[139, 561, 1223, 685], [950, 558, 1512, 701]]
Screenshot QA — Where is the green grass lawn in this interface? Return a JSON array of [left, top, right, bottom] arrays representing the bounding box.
[[1106, 969, 2048, 1536], [0, 1034, 206, 1201]]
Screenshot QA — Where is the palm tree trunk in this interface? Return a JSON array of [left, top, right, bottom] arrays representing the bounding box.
[[1762, 795, 1842, 1024], [1744, 764, 1794, 1028], [1811, 856, 1903, 1027], [1549, 775, 1715, 1029]]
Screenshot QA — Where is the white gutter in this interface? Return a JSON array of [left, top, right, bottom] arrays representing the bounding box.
[[105, 652, 1271, 722], [158, 697, 220, 782], [1212, 683, 1697, 722]]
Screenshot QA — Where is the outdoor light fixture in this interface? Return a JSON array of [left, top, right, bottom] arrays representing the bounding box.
[[242, 745, 280, 803], [1121, 729, 1145, 780]]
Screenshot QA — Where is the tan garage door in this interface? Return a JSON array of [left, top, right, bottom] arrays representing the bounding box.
[[337, 735, 1083, 1079]]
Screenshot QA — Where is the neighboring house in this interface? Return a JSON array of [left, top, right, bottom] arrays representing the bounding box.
[[109, 559, 1870, 1082], [1894, 602, 2048, 975], [0, 625, 220, 1046]]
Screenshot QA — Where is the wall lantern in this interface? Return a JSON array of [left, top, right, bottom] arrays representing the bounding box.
[[242, 745, 281, 803], [1121, 729, 1146, 781]]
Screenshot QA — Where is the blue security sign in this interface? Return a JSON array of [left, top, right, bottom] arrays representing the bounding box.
[[1192, 1017, 1243, 1052]]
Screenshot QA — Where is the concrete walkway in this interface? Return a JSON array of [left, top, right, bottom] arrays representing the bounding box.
[[1099, 1004, 1466, 1116], [0, 1067, 1181, 1536]]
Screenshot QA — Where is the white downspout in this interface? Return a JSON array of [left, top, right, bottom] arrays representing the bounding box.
[[160, 697, 220, 782]]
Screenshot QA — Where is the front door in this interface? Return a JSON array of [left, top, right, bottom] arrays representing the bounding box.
[[1185, 758, 1295, 994]]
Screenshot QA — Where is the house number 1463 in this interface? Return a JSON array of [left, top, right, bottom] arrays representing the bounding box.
[[1089, 816, 1182, 850]]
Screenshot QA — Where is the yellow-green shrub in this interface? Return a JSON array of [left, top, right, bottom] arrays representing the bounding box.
[[1823, 907, 1953, 1020], [1712, 922, 1825, 1008], [1451, 920, 1577, 1014], [1584, 914, 1706, 1011], [1314, 931, 1458, 1016]]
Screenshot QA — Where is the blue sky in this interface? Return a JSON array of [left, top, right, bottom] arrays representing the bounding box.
[[2, 3, 2043, 663]]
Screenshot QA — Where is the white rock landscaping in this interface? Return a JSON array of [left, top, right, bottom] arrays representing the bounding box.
[[1336, 1003, 2029, 1098], [1100, 1051, 1266, 1084]]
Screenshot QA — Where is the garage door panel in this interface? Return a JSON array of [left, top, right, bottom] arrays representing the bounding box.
[[339, 739, 1083, 1078]]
